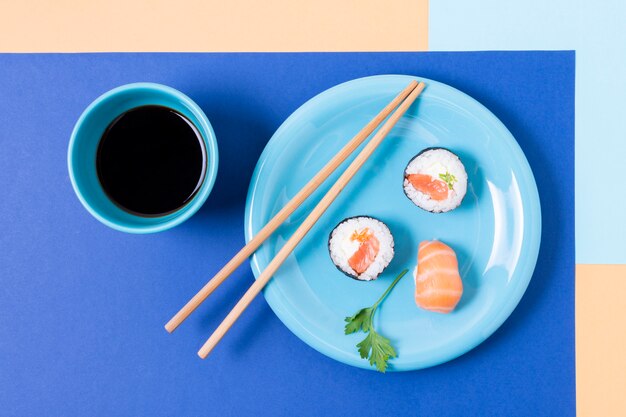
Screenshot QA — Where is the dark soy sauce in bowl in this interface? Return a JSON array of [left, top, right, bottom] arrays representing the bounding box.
[[96, 105, 207, 217]]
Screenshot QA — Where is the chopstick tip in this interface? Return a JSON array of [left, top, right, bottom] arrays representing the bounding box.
[[164, 321, 176, 334]]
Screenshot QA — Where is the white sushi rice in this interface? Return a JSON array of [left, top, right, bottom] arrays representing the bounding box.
[[403, 148, 468, 213], [328, 216, 394, 281]]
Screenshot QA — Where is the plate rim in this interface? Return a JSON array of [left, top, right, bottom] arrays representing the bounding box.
[[244, 74, 542, 371]]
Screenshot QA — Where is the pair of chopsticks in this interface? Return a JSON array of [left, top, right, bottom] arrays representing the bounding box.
[[165, 80, 426, 358]]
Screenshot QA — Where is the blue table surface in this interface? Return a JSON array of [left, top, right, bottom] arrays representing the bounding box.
[[0, 52, 574, 417]]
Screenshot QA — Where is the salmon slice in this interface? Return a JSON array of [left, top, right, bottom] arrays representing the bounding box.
[[414, 240, 463, 313], [348, 229, 380, 275], [406, 173, 449, 201]]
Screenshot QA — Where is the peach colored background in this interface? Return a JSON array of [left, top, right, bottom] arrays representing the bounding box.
[[1, 0, 624, 415], [0, 0, 428, 52], [577, 265, 626, 416]]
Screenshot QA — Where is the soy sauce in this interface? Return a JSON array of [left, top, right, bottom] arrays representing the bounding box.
[[96, 106, 206, 216]]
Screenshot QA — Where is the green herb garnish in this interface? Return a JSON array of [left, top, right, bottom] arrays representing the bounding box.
[[344, 269, 408, 372], [439, 171, 457, 190]]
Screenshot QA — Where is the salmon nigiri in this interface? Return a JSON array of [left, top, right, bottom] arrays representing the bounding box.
[[414, 240, 463, 313]]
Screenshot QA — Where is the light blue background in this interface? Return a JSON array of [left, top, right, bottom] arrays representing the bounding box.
[[430, 0, 626, 264]]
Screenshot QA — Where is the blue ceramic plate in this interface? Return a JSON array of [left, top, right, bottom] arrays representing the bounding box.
[[244, 75, 541, 371]]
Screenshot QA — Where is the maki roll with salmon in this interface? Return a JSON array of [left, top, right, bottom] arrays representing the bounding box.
[[403, 148, 467, 213], [328, 216, 394, 281]]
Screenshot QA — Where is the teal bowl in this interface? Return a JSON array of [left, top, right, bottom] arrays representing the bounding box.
[[68, 83, 218, 233]]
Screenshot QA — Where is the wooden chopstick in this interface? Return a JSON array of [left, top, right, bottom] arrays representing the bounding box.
[[164, 80, 420, 333], [197, 82, 426, 358]]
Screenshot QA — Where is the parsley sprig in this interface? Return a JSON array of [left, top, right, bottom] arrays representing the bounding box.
[[439, 171, 457, 190], [344, 269, 408, 372]]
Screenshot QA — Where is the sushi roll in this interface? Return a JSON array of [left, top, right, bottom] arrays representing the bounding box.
[[328, 216, 394, 281], [403, 147, 468, 213]]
